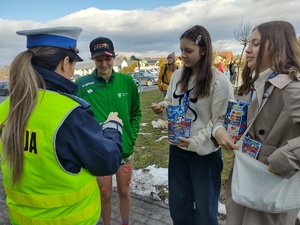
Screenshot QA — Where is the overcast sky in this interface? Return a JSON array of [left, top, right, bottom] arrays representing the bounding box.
[[1, 0, 299, 66]]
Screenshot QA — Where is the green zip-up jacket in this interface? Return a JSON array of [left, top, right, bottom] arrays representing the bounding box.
[[76, 69, 141, 159]]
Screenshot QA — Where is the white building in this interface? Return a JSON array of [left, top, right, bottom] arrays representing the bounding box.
[[74, 57, 127, 76]]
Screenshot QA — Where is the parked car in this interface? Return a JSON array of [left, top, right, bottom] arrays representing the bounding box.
[[125, 73, 139, 87], [133, 72, 158, 86], [133, 78, 139, 87], [0, 81, 9, 96]]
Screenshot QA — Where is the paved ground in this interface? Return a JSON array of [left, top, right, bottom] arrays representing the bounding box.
[[0, 175, 173, 225], [0, 172, 10, 225], [96, 190, 173, 225], [0, 171, 227, 224]]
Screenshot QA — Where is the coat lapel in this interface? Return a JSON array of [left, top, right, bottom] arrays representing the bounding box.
[[245, 73, 294, 138]]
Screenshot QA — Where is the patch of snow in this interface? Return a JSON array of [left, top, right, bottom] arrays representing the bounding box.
[[151, 119, 167, 129], [112, 165, 300, 220], [155, 136, 168, 141], [138, 133, 151, 135]]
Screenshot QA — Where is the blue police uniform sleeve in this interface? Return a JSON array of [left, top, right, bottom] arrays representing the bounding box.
[[55, 107, 122, 176]]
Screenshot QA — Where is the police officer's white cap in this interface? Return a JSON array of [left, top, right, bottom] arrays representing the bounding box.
[[17, 26, 83, 61]]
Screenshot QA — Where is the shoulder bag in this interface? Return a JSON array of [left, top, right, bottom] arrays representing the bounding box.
[[231, 84, 300, 213]]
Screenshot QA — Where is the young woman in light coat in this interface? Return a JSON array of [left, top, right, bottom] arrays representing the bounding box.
[[215, 20, 300, 225], [152, 25, 233, 225]]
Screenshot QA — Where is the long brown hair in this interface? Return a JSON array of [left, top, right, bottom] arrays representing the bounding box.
[[178, 25, 213, 98], [167, 53, 177, 72], [238, 20, 300, 95], [1, 47, 76, 185]]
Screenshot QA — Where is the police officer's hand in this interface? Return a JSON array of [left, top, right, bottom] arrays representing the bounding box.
[[106, 112, 123, 126]]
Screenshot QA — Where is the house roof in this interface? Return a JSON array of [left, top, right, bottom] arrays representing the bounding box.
[[75, 57, 124, 69], [217, 51, 233, 63], [147, 59, 159, 65], [75, 62, 95, 70], [114, 58, 123, 66]]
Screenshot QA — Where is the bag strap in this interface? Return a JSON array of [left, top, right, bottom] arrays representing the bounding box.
[[183, 87, 195, 114], [240, 84, 275, 140], [162, 64, 169, 85]]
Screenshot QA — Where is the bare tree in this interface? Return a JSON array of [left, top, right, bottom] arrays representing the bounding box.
[[213, 39, 227, 55], [234, 19, 252, 88], [0, 65, 10, 81], [212, 39, 227, 68]]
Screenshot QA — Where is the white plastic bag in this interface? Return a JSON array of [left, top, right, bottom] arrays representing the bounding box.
[[231, 149, 300, 213]]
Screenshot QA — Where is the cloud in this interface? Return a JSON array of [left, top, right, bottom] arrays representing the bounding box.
[[1, 0, 300, 66]]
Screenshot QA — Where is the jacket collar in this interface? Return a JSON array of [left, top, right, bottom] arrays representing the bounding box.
[[268, 73, 294, 89], [35, 66, 78, 95], [93, 68, 116, 83], [246, 72, 295, 129]]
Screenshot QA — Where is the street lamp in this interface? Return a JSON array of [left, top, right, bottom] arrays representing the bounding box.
[[131, 55, 142, 93]]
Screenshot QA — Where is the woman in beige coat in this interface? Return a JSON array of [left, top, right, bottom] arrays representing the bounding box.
[[214, 20, 300, 225]]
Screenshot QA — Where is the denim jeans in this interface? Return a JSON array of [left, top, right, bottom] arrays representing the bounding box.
[[168, 145, 223, 225]]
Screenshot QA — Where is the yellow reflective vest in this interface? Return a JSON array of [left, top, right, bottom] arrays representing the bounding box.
[[0, 90, 100, 225]]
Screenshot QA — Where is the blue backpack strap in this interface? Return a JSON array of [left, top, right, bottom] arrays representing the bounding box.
[[60, 92, 90, 109]]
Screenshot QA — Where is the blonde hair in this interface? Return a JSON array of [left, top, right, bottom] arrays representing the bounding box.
[[167, 53, 177, 72]]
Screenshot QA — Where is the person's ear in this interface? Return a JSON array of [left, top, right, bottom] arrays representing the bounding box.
[[62, 56, 70, 72]]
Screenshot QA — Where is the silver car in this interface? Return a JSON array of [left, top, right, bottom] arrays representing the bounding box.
[[133, 72, 158, 86]]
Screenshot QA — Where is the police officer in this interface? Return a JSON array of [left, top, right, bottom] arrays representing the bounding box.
[[0, 27, 123, 225]]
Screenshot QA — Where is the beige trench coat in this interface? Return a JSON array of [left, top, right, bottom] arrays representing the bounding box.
[[225, 74, 300, 225]]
